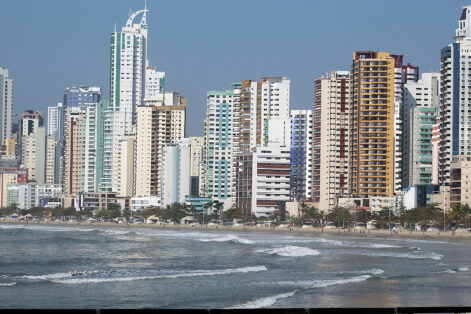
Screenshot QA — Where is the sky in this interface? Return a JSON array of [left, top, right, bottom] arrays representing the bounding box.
[[0, 0, 467, 136]]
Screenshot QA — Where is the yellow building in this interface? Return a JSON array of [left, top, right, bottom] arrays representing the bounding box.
[[351, 51, 396, 197], [5, 137, 15, 156]]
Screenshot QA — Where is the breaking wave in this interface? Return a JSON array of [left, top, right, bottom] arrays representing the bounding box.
[[35, 266, 268, 284], [274, 274, 371, 289], [226, 291, 297, 309], [198, 235, 255, 244], [255, 245, 320, 257], [0, 282, 16, 287]]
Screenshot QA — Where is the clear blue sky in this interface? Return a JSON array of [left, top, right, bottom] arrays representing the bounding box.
[[0, 0, 466, 136]]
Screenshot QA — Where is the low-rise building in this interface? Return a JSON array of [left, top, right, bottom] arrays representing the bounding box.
[[450, 155, 471, 208], [6, 183, 61, 210]]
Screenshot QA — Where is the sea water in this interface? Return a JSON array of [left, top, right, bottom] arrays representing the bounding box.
[[0, 224, 470, 308]]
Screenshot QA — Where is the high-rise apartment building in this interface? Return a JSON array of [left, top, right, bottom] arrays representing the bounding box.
[[403, 73, 440, 187], [251, 144, 291, 216], [313, 71, 351, 211], [23, 127, 46, 184], [145, 66, 165, 98], [64, 112, 85, 195], [115, 133, 135, 197], [19, 110, 44, 165], [134, 94, 186, 197], [47, 103, 65, 141], [237, 77, 290, 152], [290, 110, 313, 201], [45, 136, 56, 185], [203, 90, 234, 209], [161, 138, 192, 206], [439, 5, 471, 185], [189, 136, 203, 197], [0, 67, 13, 146], [350, 52, 417, 198], [110, 8, 148, 134]]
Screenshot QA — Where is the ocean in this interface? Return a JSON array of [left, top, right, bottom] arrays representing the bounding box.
[[0, 223, 470, 309]]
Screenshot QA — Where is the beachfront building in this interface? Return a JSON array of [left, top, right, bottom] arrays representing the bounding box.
[[64, 112, 85, 196], [161, 138, 192, 206], [203, 90, 235, 209], [439, 5, 471, 186], [114, 133, 135, 197], [450, 155, 471, 208], [290, 110, 313, 201], [134, 93, 186, 197], [236, 77, 290, 152], [0, 67, 13, 147], [23, 127, 46, 184], [313, 71, 351, 212], [0, 168, 27, 208], [189, 137, 203, 197], [403, 73, 440, 187], [251, 144, 291, 216], [350, 52, 417, 199], [6, 183, 62, 210], [131, 196, 161, 212], [19, 110, 44, 166], [45, 136, 56, 185]]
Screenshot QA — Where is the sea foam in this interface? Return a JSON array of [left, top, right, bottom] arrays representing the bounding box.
[[48, 266, 267, 284], [0, 282, 16, 287], [198, 235, 255, 244], [226, 291, 297, 309], [255, 245, 320, 257]]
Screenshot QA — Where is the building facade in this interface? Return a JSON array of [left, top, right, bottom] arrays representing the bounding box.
[[313, 71, 351, 212], [0, 67, 13, 146], [403, 73, 440, 187], [290, 110, 313, 201]]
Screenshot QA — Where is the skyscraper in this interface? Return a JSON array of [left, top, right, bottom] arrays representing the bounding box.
[[110, 7, 148, 134], [203, 90, 235, 209], [290, 109, 313, 201], [313, 71, 351, 211], [0, 67, 13, 146], [403, 73, 440, 187], [134, 94, 186, 197], [439, 5, 471, 185]]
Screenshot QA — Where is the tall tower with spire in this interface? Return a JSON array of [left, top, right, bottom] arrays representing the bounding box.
[[439, 5, 471, 185], [110, 7, 149, 134]]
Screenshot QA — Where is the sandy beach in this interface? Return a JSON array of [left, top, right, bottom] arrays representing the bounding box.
[[2, 218, 471, 243]]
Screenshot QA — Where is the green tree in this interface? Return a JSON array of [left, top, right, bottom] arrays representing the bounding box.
[[372, 208, 397, 228], [355, 209, 371, 223], [326, 206, 352, 227]]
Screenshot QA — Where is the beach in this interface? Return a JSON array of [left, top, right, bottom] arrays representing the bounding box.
[[2, 218, 470, 243]]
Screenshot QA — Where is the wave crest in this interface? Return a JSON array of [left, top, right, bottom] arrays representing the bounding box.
[[256, 245, 320, 257]]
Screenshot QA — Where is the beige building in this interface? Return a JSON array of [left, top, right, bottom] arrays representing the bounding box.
[[115, 133, 135, 197], [134, 93, 186, 197], [64, 113, 85, 195], [45, 137, 56, 185], [23, 127, 46, 184], [5, 138, 15, 156], [450, 156, 471, 208], [312, 71, 351, 212]]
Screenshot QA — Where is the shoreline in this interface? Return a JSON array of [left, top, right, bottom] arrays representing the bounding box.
[[2, 219, 471, 243]]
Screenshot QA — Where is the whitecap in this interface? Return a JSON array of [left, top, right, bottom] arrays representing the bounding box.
[[49, 266, 267, 284], [358, 251, 443, 260], [275, 275, 371, 289], [441, 269, 457, 274], [0, 282, 16, 287], [226, 291, 297, 309], [22, 270, 100, 280], [459, 267, 469, 272], [198, 235, 255, 244], [255, 245, 320, 257]]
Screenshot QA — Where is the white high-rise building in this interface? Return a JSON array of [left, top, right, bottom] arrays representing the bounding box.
[[110, 7, 148, 134], [439, 5, 471, 185], [145, 66, 165, 98], [203, 90, 234, 209], [403, 73, 440, 187], [0, 67, 13, 146], [47, 103, 64, 140], [115, 133, 135, 197], [161, 138, 192, 206]]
